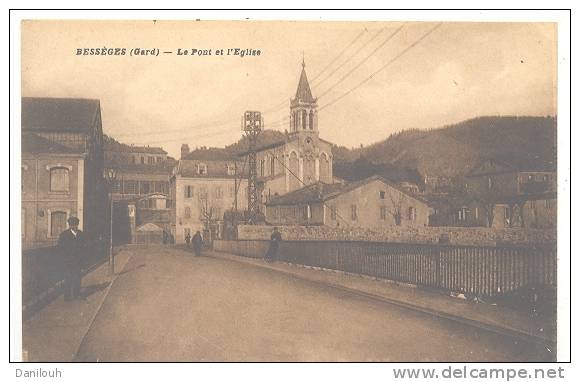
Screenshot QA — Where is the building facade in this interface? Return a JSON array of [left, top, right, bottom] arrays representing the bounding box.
[[170, 153, 248, 243], [243, 61, 334, 207], [21, 97, 106, 248], [433, 158, 558, 229], [265, 176, 433, 229]]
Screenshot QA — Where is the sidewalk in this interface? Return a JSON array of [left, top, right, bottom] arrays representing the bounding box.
[[22, 247, 135, 362], [208, 250, 556, 346]]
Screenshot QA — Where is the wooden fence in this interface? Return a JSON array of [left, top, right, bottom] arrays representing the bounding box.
[[214, 240, 556, 297]]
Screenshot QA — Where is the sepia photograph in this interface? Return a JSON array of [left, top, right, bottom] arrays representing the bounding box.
[[12, 13, 568, 366]]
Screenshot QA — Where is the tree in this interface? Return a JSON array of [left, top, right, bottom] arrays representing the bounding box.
[[387, 191, 405, 226]]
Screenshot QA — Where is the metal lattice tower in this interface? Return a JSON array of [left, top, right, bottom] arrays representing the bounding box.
[[241, 111, 262, 224]]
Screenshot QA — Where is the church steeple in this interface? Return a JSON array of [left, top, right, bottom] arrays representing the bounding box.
[[290, 60, 318, 134]]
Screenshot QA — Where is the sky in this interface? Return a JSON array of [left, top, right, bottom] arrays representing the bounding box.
[[21, 20, 557, 158]]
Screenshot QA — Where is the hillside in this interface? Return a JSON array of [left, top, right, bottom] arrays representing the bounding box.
[[352, 116, 556, 178]]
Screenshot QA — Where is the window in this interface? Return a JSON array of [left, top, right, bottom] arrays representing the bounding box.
[[124, 180, 137, 194], [303, 205, 311, 220], [184, 207, 191, 218], [545, 199, 554, 209], [260, 159, 265, 177], [543, 174, 549, 182], [270, 156, 275, 176], [227, 164, 236, 176], [408, 207, 417, 222], [50, 167, 69, 192], [487, 177, 493, 190], [351, 205, 357, 221], [155, 181, 167, 194], [197, 163, 207, 175], [131, 157, 136, 164], [50, 211, 67, 237], [111, 180, 121, 194], [309, 110, 314, 130], [458, 207, 468, 221], [529, 200, 536, 209], [228, 185, 235, 197], [302, 110, 307, 130], [330, 206, 337, 220], [157, 157, 163, 163], [140, 182, 150, 195], [379, 191, 386, 199], [214, 186, 223, 199], [140, 157, 145, 164], [380, 206, 387, 220], [504, 206, 512, 221], [148, 157, 155, 164], [198, 186, 208, 200], [184, 185, 193, 198]]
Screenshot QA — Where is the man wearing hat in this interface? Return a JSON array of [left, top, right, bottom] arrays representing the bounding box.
[[57, 216, 86, 301]]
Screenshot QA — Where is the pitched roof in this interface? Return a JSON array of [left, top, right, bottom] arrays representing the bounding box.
[[22, 97, 101, 133], [184, 147, 236, 161], [267, 175, 432, 207], [136, 223, 164, 232], [105, 144, 167, 155], [291, 62, 316, 105], [21, 132, 83, 155], [112, 159, 177, 175], [266, 182, 344, 206]]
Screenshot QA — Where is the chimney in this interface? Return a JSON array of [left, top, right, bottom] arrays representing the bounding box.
[[181, 144, 190, 159]]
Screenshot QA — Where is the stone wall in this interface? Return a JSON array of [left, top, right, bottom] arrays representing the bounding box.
[[237, 224, 556, 246]]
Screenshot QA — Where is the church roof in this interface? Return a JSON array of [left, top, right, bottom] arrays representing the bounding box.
[[292, 62, 316, 104]]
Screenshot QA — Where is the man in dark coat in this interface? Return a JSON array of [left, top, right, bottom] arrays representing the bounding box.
[[192, 231, 203, 257], [264, 227, 282, 262], [58, 216, 86, 301]]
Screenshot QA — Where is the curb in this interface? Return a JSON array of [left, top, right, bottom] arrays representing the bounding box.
[[210, 251, 555, 349], [22, 256, 108, 320]]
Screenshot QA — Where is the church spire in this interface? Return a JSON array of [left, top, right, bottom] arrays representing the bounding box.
[[290, 60, 318, 135], [293, 60, 316, 105]]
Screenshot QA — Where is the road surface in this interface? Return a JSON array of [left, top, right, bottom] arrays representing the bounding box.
[[74, 247, 551, 362]]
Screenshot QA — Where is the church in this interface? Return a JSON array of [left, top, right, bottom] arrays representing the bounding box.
[[253, 61, 336, 205]]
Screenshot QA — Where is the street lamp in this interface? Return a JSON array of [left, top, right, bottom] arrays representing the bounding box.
[[104, 167, 117, 275]]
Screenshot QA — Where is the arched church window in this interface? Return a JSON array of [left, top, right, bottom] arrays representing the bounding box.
[[302, 110, 307, 130], [309, 110, 314, 130]]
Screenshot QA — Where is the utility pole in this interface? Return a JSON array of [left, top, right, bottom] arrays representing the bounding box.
[[241, 111, 262, 224]]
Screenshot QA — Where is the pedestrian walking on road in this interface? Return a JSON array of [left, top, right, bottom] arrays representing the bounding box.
[[192, 230, 203, 257], [58, 216, 86, 301], [185, 232, 191, 248], [264, 227, 282, 262]]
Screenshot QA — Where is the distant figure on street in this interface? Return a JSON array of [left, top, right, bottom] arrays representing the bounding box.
[[58, 216, 86, 301], [163, 231, 168, 245], [192, 231, 203, 257], [264, 227, 282, 262], [185, 232, 191, 248]]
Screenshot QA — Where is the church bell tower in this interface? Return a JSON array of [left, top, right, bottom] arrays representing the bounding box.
[[289, 59, 318, 137]]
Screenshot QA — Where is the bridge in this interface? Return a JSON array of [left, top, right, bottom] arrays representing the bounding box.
[[22, 245, 555, 362]]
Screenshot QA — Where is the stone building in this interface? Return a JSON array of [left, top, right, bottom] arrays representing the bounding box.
[[105, 144, 167, 165], [265, 175, 433, 229], [240, 61, 334, 207], [21, 97, 106, 248], [104, 143, 175, 202], [429, 158, 557, 229], [170, 150, 248, 243], [464, 158, 556, 229]]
